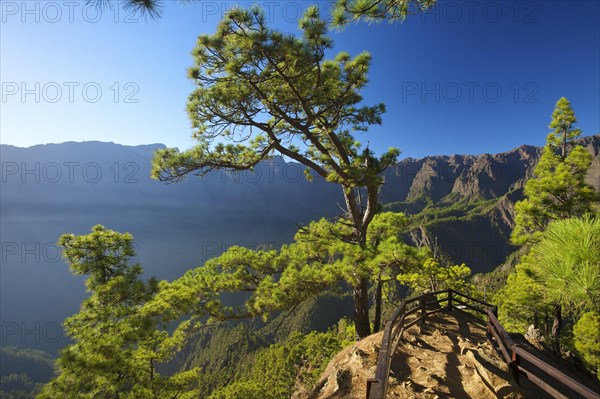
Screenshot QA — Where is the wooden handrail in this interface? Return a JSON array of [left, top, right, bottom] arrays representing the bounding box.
[[367, 289, 453, 399], [366, 289, 600, 399]]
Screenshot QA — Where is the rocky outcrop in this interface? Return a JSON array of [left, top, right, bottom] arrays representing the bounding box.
[[304, 311, 526, 399], [383, 135, 599, 273], [381, 135, 598, 205]]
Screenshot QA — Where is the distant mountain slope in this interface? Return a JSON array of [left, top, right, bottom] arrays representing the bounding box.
[[1, 136, 598, 355], [0, 142, 342, 353], [0, 346, 54, 398], [380, 144, 539, 205], [383, 135, 599, 204], [382, 135, 599, 272]]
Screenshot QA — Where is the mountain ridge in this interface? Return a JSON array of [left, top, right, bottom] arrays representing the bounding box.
[[1, 135, 598, 355]]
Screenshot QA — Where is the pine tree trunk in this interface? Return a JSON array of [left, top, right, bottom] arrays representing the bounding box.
[[551, 303, 562, 352], [562, 130, 567, 159], [342, 185, 377, 340], [373, 278, 383, 333], [353, 277, 371, 339]]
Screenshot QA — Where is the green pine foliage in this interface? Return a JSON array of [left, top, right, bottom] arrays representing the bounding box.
[[573, 312, 600, 379], [38, 226, 201, 399], [93, 0, 438, 24], [548, 97, 583, 158], [90, 0, 196, 20], [498, 215, 600, 330], [332, 0, 436, 26], [150, 212, 430, 336], [397, 257, 473, 295], [534, 215, 600, 316], [512, 98, 598, 244], [494, 255, 550, 333], [497, 215, 600, 377], [207, 325, 355, 399]]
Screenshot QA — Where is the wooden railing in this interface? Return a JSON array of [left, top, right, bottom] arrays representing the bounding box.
[[366, 289, 600, 399]]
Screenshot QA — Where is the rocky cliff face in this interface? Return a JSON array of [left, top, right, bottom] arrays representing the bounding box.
[[381, 143, 545, 205], [380, 135, 599, 273], [382, 135, 599, 205]]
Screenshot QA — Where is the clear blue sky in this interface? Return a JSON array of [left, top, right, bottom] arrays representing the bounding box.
[[1, 0, 599, 159]]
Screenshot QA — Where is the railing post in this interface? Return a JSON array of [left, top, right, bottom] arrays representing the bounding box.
[[486, 318, 493, 343], [447, 290, 453, 310], [366, 379, 375, 399], [419, 296, 426, 331], [511, 346, 520, 385]]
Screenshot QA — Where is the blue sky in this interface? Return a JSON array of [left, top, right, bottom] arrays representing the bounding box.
[[1, 0, 599, 159]]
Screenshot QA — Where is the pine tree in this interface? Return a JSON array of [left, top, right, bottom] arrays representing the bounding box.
[[548, 97, 582, 159], [151, 6, 402, 338], [512, 97, 598, 244], [38, 225, 200, 399], [500, 215, 600, 353]]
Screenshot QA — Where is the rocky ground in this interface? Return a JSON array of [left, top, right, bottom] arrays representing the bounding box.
[[303, 310, 527, 399]]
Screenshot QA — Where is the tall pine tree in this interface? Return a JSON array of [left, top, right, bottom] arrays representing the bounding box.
[[512, 97, 598, 244], [151, 6, 403, 338], [38, 226, 200, 399]]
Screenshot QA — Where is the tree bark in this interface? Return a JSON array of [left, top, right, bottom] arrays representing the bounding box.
[[373, 278, 383, 333], [551, 303, 562, 352], [562, 130, 567, 159], [353, 276, 371, 339], [341, 186, 374, 339]]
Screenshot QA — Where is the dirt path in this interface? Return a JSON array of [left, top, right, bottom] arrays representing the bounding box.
[[388, 311, 524, 399], [305, 310, 525, 399]]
